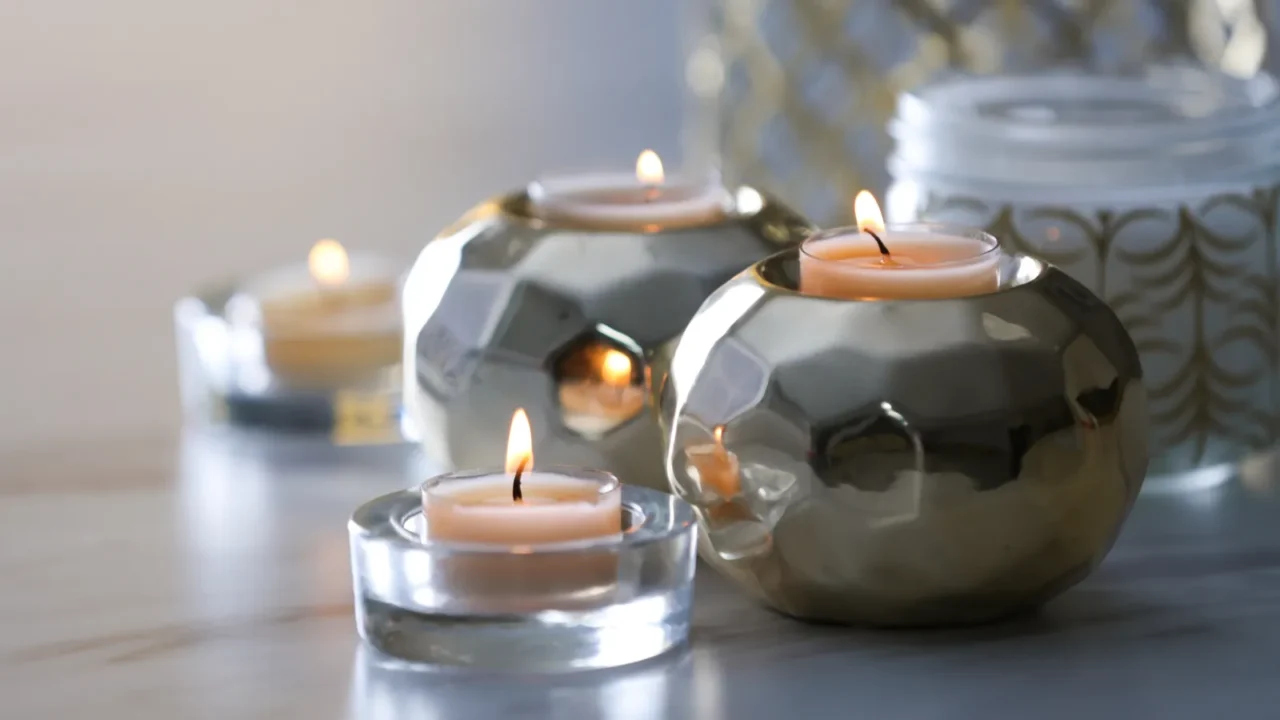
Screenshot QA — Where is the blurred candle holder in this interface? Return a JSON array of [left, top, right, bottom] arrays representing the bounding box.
[[175, 238, 405, 445], [403, 150, 813, 491]]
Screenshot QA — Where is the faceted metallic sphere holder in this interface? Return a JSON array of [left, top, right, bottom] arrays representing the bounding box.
[[403, 189, 812, 491], [175, 285, 404, 446], [661, 251, 1149, 627], [348, 481, 697, 672]]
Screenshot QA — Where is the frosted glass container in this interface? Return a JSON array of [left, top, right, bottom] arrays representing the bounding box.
[[887, 66, 1280, 482]]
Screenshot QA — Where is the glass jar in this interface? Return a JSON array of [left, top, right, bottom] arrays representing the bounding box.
[[886, 65, 1280, 482]]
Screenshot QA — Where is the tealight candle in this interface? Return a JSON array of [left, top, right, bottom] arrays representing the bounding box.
[[423, 409, 623, 545], [800, 192, 1001, 300], [232, 239, 401, 385], [348, 408, 698, 670], [420, 409, 623, 604], [528, 150, 732, 229]]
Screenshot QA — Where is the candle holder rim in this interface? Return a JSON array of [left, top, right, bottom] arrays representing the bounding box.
[[497, 185, 777, 230], [420, 465, 621, 503], [353, 486, 695, 556], [888, 66, 1280, 188], [526, 171, 727, 195], [799, 222, 1001, 267], [752, 247, 1046, 301], [394, 506, 648, 556], [896, 65, 1280, 144]]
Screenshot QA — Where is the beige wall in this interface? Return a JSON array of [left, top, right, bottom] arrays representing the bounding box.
[[0, 1, 686, 449]]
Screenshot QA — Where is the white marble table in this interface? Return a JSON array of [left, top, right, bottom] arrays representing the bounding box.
[[4, 430, 1280, 719]]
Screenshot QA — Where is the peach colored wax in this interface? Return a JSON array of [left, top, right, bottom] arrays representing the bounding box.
[[799, 230, 1000, 300], [424, 472, 622, 545], [528, 150, 730, 230]]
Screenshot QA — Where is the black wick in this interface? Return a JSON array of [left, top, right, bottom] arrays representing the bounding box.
[[512, 457, 528, 503], [866, 228, 891, 258]]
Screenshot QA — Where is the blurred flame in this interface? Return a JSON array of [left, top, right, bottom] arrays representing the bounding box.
[[853, 191, 885, 235], [601, 349, 632, 387], [308, 239, 350, 286], [636, 150, 664, 185], [505, 408, 533, 474]]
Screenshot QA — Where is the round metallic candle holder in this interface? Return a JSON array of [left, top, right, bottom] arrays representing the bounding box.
[[660, 247, 1149, 627], [175, 284, 405, 445], [403, 186, 812, 491], [348, 471, 697, 672]]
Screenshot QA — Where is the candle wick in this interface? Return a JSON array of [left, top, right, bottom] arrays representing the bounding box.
[[866, 228, 891, 259], [512, 457, 528, 503], [643, 185, 660, 203]]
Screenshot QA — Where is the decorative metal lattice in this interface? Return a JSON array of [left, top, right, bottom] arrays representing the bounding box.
[[914, 185, 1280, 473], [692, 0, 1279, 224]]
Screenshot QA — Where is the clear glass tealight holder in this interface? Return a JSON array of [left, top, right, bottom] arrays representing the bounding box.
[[348, 468, 697, 672], [176, 279, 404, 443]]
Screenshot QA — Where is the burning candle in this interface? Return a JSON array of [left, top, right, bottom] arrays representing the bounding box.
[[685, 426, 740, 499], [233, 239, 401, 385], [528, 150, 732, 229], [423, 409, 623, 544], [799, 192, 1001, 300], [558, 346, 648, 437]]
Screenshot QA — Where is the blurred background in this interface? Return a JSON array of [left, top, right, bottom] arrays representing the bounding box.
[[0, 1, 687, 449], [4, 0, 1278, 453], [706, 0, 1280, 221]]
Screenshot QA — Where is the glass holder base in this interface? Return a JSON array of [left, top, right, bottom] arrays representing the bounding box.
[[348, 485, 697, 672]]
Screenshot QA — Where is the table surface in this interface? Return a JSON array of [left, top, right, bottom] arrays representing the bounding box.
[[4, 430, 1280, 720]]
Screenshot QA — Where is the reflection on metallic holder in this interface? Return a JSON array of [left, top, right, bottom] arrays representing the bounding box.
[[348, 480, 696, 672], [660, 250, 1149, 626], [403, 186, 812, 491], [174, 282, 404, 445]]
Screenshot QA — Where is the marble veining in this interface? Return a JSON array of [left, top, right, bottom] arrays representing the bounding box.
[[3, 430, 1280, 719]]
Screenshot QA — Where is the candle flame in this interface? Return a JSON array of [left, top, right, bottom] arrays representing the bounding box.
[[636, 150, 664, 185], [600, 349, 632, 387], [714, 426, 724, 445], [308, 238, 350, 286], [505, 408, 533, 474], [853, 191, 885, 235]]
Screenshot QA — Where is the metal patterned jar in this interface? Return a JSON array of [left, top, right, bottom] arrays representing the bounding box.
[[886, 66, 1280, 482]]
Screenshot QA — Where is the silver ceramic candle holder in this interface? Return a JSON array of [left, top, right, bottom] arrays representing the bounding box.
[[348, 474, 697, 672], [403, 188, 812, 491], [660, 250, 1149, 627]]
